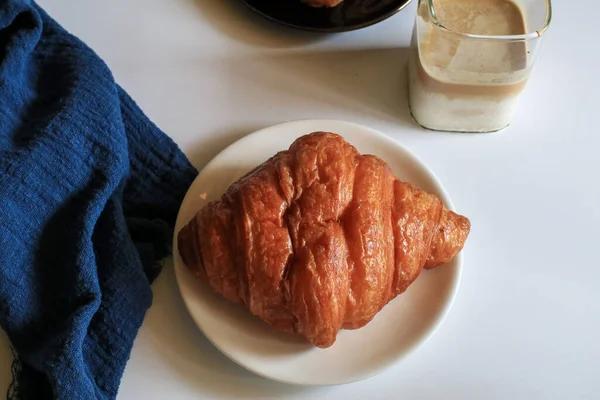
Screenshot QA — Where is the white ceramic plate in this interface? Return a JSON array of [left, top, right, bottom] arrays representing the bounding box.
[[173, 120, 463, 386]]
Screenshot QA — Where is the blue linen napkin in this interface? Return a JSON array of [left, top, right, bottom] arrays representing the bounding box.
[[0, 0, 198, 398]]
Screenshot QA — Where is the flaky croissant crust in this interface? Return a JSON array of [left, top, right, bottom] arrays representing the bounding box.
[[178, 132, 470, 348], [300, 0, 344, 7]]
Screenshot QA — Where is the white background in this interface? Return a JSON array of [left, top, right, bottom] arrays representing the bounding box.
[[1, 0, 598, 398]]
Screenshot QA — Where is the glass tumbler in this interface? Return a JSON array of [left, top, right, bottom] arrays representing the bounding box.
[[408, 0, 552, 133]]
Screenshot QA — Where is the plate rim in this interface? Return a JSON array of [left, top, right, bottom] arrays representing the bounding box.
[[172, 119, 463, 386], [240, 0, 414, 33]]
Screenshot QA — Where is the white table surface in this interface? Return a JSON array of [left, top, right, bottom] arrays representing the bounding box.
[[1, 0, 598, 398]]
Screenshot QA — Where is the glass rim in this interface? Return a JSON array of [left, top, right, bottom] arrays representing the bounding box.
[[426, 0, 552, 41]]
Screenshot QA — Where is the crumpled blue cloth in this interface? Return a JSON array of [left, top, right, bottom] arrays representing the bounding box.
[[0, 0, 197, 398]]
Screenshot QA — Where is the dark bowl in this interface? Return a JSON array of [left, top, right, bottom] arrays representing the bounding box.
[[241, 0, 413, 33]]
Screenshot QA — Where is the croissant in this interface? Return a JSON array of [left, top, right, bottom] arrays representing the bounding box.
[[300, 0, 344, 8], [178, 132, 470, 348]]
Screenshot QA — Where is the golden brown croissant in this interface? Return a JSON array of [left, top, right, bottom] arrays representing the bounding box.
[[301, 0, 344, 7], [178, 132, 470, 348]]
